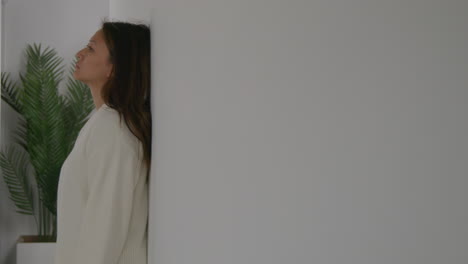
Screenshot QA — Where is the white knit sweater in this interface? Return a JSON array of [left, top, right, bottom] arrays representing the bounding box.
[[54, 104, 148, 264]]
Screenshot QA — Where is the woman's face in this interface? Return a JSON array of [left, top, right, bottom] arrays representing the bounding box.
[[74, 29, 113, 87]]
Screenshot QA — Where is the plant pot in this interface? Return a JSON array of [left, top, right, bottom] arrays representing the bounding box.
[[17, 236, 56, 264]]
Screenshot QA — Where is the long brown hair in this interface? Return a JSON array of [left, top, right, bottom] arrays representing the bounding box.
[[100, 20, 151, 173]]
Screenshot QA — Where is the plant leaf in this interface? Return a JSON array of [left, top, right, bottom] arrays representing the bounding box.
[[0, 145, 35, 215], [1, 72, 23, 113]]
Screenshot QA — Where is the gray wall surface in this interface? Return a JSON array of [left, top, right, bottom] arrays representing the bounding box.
[[145, 0, 467, 263]]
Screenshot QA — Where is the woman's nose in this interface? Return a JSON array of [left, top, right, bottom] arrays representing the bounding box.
[[76, 49, 84, 60]]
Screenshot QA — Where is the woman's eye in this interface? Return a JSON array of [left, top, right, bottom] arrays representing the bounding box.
[[86, 45, 93, 51]]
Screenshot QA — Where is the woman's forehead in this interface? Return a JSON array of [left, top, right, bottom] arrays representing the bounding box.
[[90, 30, 104, 43]]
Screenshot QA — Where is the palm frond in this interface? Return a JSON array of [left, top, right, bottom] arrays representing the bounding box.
[[10, 116, 29, 154], [0, 145, 35, 215], [18, 44, 68, 217], [1, 72, 22, 113]]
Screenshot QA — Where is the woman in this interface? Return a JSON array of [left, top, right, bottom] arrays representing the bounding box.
[[54, 20, 151, 264]]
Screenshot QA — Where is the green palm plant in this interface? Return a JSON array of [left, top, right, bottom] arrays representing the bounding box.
[[0, 43, 94, 242]]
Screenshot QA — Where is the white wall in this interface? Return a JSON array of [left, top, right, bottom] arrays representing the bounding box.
[[3, 0, 108, 77], [109, 0, 151, 23], [0, 0, 109, 263], [121, 1, 468, 263]]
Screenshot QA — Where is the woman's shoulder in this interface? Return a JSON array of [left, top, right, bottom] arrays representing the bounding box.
[[83, 104, 142, 156], [82, 104, 122, 138]]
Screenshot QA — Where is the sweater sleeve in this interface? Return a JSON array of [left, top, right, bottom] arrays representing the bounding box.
[[73, 120, 141, 264]]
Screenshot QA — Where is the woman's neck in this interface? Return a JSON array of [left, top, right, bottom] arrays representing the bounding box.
[[88, 83, 105, 110]]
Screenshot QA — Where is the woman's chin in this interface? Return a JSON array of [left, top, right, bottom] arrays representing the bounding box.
[[72, 71, 82, 81]]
